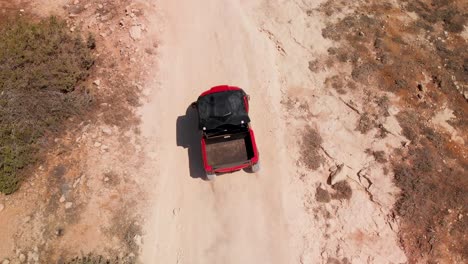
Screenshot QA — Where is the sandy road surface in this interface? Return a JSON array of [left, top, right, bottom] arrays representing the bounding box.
[[139, 0, 409, 263], [140, 0, 297, 263]]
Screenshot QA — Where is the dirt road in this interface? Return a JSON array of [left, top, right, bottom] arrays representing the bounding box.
[[139, 0, 409, 263], [140, 1, 297, 263]]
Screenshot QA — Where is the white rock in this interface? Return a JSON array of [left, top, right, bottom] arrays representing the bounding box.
[[59, 195, 66, 203], [102, 127, 112, 135], [31, 252, 39, 262], [0, 204, 4, 212], [65, 202, 73, 209], [19, 254, 26, 263], [134, 234, 142, 247], [129, 26, 142, 40], [98, 4, 103, 9], [329, 164, 348, 185], [73, 177, 81, 188], [93, 80, 101, 86], [104, 177, 109, 182], [27, 251, 38, 262], [94, 142, 102, 148]]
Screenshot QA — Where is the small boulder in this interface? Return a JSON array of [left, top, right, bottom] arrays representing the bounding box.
[[65, 202, 73, 209], [73, 177, 81, 189], [19, 254, 26, 263], [102, 127, 112, 135], [328, 164, 348, 185], [134, 234, 142, 247], [27, 251, 39, 262], [55, 228, 64, 237], [129, 26, 142, 40]]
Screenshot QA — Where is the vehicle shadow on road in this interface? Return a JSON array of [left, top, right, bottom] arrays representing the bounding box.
[[176, 105, 206, 179]]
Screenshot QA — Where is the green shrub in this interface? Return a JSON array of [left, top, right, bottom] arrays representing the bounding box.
[[0, 16, 95, 194]]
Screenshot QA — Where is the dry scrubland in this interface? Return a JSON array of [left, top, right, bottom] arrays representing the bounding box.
[[0, 0, 467, 263]]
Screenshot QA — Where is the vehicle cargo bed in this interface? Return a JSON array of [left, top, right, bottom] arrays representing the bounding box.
[[205, 132, 254, 168]]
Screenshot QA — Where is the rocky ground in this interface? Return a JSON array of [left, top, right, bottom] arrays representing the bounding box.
[[0, 0, 466, 264]]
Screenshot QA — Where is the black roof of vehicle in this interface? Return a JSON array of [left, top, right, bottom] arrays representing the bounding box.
[[197, 89, 250, 131]]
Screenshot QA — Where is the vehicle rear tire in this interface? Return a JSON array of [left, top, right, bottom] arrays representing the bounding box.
[[251, 161, 260, 173], [206, 172, 216, 181]]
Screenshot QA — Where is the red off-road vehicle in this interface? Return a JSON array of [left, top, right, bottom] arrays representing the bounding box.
[[191, 85, 260, 180]]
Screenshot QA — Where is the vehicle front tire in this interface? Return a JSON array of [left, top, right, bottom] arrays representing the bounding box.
[[251, 161, 260, 173], [206, 172, 216, 181]]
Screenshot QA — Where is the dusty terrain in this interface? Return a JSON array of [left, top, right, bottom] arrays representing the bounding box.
[[139, 0, 407, 263], [0, 0, 467, 264]]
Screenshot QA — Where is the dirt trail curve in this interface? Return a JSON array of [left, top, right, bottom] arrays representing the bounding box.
[[140, 0, 295, 263]]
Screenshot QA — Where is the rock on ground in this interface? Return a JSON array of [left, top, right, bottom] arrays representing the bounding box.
[[129, 26, 142, 40]]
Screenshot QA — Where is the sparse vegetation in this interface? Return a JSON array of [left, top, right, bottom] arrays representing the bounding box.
[[300, 126, 324, 170], [65, 254, 135, 264], [365, 149, 387, 163], [315, 186, 331, 203], [320, 0, 467, 262], [331, 181, 352, 200], [356, 113, 375, 134], [0, 16, 95, 194]]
